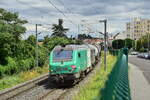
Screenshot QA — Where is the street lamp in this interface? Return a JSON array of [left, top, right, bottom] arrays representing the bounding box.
[[99, 19, 107, 71]]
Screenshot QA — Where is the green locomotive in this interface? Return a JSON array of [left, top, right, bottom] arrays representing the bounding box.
[[49, 44, 100, 84]]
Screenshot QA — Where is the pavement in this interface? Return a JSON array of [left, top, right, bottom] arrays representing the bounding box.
[[128, 55, 150, 100], [129, 55, 150, 84]]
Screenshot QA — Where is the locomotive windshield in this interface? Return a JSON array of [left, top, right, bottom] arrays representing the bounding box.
[[53, 50, 72, 61]]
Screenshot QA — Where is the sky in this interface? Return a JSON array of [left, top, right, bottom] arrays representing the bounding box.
[[0, 0, 150, 39]]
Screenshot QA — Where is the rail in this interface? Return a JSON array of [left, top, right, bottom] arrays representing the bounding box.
[[0, 74, 49, 100]]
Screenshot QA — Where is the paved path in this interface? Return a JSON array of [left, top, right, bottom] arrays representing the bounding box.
[[129, 62, 150, 100], [129, 55, 150, 84]]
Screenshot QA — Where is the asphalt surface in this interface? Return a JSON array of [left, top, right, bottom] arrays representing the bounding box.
[[129, 55, 150, 84]]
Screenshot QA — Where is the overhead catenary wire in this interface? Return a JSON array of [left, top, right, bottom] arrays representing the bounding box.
[[47, 0, 77, 27], [16, 0, 55, 29], [87, 0, 99, 15], [16, 0, 54, 17], [56, 0, 78, 17]]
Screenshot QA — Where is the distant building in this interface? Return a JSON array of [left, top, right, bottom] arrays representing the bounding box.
[[126, 18, 150, 40], [38, 42, 43, 45], [83, 39, 102, 44]]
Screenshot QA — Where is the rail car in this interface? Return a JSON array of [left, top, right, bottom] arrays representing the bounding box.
[[49, 44, 101, 85]]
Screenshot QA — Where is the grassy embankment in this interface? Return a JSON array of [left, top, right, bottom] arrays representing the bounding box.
[[73, 53, 117, 100], [0, 65, 49, 90]]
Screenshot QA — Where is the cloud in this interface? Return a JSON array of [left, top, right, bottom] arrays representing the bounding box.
[[0, 0, 150, 39]]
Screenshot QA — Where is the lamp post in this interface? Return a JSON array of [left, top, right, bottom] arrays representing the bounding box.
[[99, 20, 107, 71], [35, 24, 42, 67]]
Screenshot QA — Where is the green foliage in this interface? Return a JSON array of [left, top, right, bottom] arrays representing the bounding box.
[[0, 57, 35, 77], [124, 38, 133, 49], [0, 8, 49, 78], [77, 34, 93, 40], [38, 45, 49, 66], [0, 33, 15, 64], [0, 8, 27, 40], [112, 39, 125, 49], [43, 36, 73, 51], [136, 34, 150, 51], [26, 35, 36, 46]]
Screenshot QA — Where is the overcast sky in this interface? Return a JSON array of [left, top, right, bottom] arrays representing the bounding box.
[[0, 0, 150, 39]]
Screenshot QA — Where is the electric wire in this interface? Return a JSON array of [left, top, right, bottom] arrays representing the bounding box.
[[87, 0, 99, 15], [16, 0, 53, 17], [47, 0, 77, 27], [56, 0, 77, 17]]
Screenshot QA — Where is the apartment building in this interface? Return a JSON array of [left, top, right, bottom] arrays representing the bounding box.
[[126, 18, 150, 40]]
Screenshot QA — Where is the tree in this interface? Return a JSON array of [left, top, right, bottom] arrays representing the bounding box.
[[0, 8, 27, 41], [136, 33, 150, 51], [124, 38, 133, 49], [112, 39, 125, 49], [77, 34, 93, 40], [0, 33, 15, 64], [0, 8, 28, 64], [0, 8, 50, 77], [51, 19, 68, 37], [26, 35, 36, 46], [43, 36, 73, 51]]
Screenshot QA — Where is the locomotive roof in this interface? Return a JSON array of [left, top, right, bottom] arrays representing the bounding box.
[[53, 44, 95, 51]]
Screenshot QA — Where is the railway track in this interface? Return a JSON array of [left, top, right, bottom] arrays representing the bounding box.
[[0, 59, 101, 100], [0, 74, 49, 100], [38, 88, 71, 100]]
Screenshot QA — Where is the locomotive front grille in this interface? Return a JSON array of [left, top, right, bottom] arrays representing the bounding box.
[[55, 67, 68, 71]]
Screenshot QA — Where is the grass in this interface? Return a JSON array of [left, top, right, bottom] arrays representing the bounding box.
[[0, 66, 49, 90], [73, 53, 117, 100]]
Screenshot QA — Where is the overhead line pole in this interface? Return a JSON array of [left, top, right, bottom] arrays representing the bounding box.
[[99, 19, 107, 71], [35, 24, 42, 68], [148, 33, 150, 52], [35, 24, 38, 68]]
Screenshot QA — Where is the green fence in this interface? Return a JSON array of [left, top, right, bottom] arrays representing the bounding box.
[[99, 48, 131, 100]]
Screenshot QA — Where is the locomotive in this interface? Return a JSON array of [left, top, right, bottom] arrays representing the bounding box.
[[49, 44, 101, 85]]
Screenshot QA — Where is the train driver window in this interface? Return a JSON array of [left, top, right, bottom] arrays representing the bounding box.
[[78, 53, 81, 58]]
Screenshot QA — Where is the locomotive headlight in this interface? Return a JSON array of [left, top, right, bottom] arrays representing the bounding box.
[[71, 65, 76, 69]]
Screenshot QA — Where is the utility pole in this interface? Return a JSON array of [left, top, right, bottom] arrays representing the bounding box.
[[99, 19, 107, 71], [78, 24, 80, 39], [35, 24, 42, 67], [36, 24, 38, 68], [148, 33, 150, 52]]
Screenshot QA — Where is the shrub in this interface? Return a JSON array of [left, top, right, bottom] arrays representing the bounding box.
[[5, 57, 18, 75]]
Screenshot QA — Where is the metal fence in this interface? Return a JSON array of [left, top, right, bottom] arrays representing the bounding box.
[[99, 48, 131, 100]]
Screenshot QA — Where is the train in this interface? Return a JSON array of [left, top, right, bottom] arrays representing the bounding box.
[[49, 44, 101, 85]]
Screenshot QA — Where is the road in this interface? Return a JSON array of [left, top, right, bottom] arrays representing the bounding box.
[[129, 55, 150, 84]]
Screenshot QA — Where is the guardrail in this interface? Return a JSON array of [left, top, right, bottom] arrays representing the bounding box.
[[98, 48, 131, 100]]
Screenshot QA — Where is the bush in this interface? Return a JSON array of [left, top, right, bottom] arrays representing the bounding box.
[[0, 65, 5, 78], [38, 46, 49, 67], [17, 57, 35, 72], [0, 57, 36, 78], [4, 57, 18, 75]]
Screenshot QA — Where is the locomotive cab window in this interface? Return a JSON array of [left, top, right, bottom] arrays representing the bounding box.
[[53, 50, 72, 61]]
